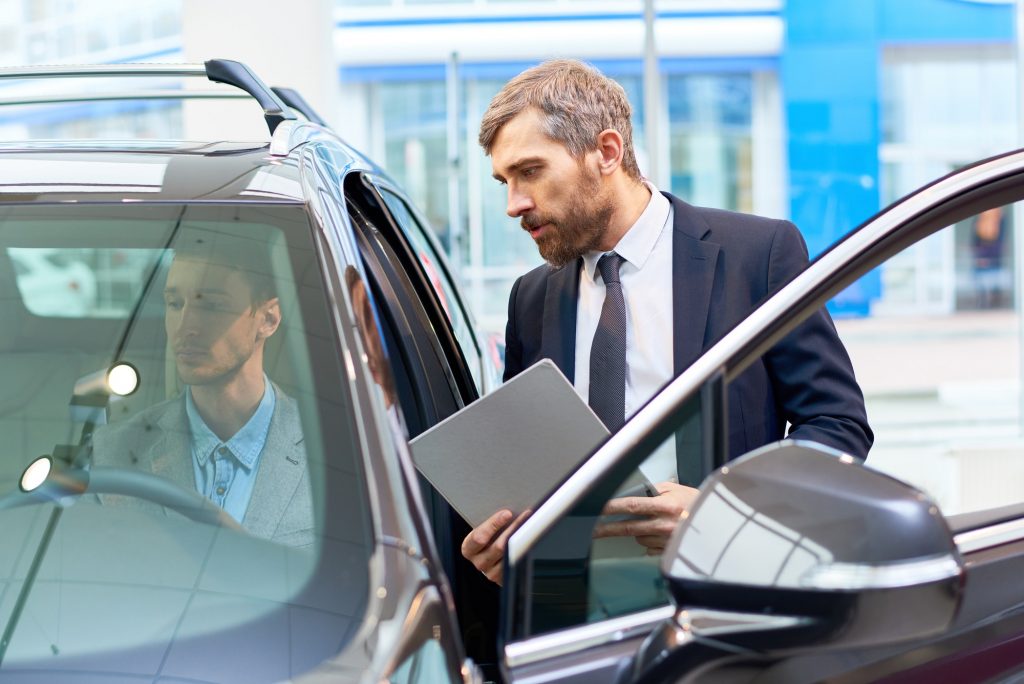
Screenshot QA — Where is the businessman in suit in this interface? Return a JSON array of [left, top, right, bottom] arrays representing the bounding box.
[[462, 59, 871, 583], [93, 238, 312, 546]]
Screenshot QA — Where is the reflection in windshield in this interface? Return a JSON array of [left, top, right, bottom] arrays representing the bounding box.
[[0, 204, 370, 681], [669, 480, 833, 588]]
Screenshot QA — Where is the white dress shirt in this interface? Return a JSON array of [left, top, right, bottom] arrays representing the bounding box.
[[575, 184, 675, 423]]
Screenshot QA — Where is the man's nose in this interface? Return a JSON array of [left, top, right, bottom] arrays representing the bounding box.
[[172, 301, 201, 333], [506, 185, 534, 218]]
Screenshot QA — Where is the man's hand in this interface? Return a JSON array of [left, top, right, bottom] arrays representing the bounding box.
[[593, 482, 700, 555], [461, 508, 530, 585]]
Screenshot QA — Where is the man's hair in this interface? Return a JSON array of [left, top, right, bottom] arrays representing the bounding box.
[[172, 234, 277, 305], [478, 59, 641, 181]]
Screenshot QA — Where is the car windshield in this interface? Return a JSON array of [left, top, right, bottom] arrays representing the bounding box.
[[0, 203, 372, 681]]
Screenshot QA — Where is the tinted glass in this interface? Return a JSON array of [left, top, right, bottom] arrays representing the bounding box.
[[519, 392, 705, 636], [0, 204, 371, 681], [378, 187, 486, 391]]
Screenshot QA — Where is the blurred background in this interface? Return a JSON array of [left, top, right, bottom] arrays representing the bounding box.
[[0, 0, 1021, 513]]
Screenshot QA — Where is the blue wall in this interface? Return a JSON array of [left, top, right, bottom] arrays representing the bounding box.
[[782, 0, 1013, 315]]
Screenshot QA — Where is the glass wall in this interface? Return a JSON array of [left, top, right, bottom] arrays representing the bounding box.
[[877, 45, 1017, 316], [375, 81, 453, 250], [0, 0, 183, 140], [667, 73, 753, 213], [0, 0, 180, 67], [367, 68, 757, 332]]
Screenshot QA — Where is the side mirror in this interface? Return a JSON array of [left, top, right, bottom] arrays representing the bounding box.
[[634, 440, 963, 681]]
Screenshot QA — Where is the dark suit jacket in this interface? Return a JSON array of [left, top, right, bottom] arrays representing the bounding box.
[[92, 388, 313, 546], [503, 193, 872, 466]]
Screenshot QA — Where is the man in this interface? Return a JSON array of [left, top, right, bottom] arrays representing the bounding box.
[[93, 237, 312, 546], [462, 59, 872, 583]]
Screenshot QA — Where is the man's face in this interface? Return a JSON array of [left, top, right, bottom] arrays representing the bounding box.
[[163, 257, 278, 387], [490, 108, 614, 267]]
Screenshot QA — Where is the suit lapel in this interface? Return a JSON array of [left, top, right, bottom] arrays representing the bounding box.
[[540, 259, 582, 382], [95, 398, 193, 510], [243, 392, 305, 539], [149, 400, 195, 490], [667, 194, 721, 375]]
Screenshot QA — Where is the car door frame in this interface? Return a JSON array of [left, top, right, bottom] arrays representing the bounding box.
[[499, 147, 1024, 683]]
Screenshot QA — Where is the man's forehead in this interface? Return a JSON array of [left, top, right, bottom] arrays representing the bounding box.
[[490, 109, 562, 171], [166, 257, 244, 291]]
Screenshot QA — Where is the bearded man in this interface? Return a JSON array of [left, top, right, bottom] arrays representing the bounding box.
[[461, 59, 872, 584], [93, 237, 312, 546]]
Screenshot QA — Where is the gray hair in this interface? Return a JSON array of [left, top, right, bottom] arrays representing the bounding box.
[[478, 59, 641, 181]]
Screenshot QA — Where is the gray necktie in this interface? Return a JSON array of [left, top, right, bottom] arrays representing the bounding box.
[[589, 253, 627, 431]]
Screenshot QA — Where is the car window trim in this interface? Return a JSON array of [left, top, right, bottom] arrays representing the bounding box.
[[344, 179, 463, 421], [947, 502, 1024, 535], [362, 175, 482, 401], [504, 605, 673, 670], [955, 518, 1024, 555]]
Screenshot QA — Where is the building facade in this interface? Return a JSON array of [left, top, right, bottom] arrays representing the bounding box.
[[1, 0, 1017, 330]]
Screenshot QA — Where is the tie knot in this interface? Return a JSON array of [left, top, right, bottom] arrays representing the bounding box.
[[597, 253, 625, 286]]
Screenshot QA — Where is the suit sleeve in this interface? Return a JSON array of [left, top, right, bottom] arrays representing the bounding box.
[[502, 275, 525, 382], [762, 220, 874, 459]]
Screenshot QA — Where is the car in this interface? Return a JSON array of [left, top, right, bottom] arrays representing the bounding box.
[[1, 59, 1023, 684], [8, 247, 97, 316], [0, 60, 496, 684]]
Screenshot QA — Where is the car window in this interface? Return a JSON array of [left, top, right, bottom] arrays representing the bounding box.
[[0, 204, 373, 681], [511, 389, 708, 637], [376, 187, 488, 392], [836, 200, 1022, 516]]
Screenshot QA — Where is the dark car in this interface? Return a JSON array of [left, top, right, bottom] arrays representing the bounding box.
[[1, 60, 1023, 684], [0, 60, 496, 683]]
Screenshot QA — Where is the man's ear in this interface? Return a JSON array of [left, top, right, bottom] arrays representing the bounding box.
[[255, 297, 281, 341], [595, 128, 625, 177]]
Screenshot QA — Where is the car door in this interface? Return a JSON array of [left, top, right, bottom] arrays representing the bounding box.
[[498, 148, 1024, 683]]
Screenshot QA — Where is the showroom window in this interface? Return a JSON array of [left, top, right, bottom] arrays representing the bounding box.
[[667, 73, 753, 213], [878, 45, 1017, 315], [835, 200, 1022, 516]]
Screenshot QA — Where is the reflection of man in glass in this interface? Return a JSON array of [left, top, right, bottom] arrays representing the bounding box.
[[93, 239, 312, 546]]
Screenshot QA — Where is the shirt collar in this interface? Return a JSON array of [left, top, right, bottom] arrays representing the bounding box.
[[185, 377, 276, 470], [582, 182, 671, 281]]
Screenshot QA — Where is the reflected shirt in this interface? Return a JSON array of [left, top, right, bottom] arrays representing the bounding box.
[[185, 379, 276, 523]]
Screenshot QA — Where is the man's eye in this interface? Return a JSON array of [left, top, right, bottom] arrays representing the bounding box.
[[522, 167, 537, 178], [197, 298, 230, 311], [165, 298, 183, 310]]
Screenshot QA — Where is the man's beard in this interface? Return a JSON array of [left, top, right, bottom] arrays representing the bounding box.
[[521, 172, 615, 268]]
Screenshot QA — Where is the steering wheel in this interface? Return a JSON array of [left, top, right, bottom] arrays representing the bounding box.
[[0, 463, 244, 532]]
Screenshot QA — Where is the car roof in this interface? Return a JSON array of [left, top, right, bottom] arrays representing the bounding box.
[[0, 61, 391, 205], [0, 134, 376, 204]]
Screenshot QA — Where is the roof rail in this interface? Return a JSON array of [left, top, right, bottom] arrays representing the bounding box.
[[0, 59, 297, 135], [271, 87, 328, 128], [203, 60, 294, 134]]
